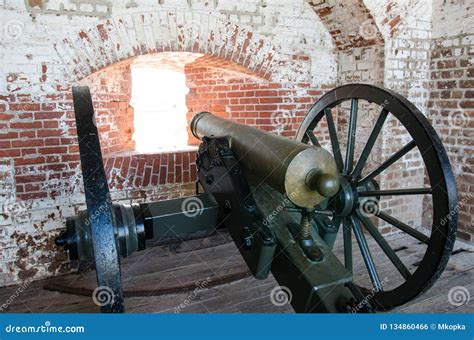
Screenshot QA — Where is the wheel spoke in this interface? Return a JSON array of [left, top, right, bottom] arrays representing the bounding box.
[[344, 99, 358, 174], [357, 212, 411, 280], [358, 140, 416, 186], [350, 215, 383, 291], [376, 211, 430, 244], [313, 210, 333, 216], [342, 218, 352, 274], [324, 108, 344, 173], [358, 188, 432, 197], [351, 108, 389, 179], [305, 130, 321, 147]]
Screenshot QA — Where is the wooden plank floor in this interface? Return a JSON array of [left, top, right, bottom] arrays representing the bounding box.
[[0, 229, 472, 313]]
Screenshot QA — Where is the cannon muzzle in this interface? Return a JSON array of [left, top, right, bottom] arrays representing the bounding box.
[[191, 112, 339, 208]]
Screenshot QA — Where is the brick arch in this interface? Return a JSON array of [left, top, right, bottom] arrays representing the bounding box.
[[53, 10, 301, 84], [75, 48, 325, 204], [307, 0, 384, 50]]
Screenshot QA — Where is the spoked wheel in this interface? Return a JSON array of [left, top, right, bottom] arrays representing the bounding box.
[[296, 84, 458, 311]]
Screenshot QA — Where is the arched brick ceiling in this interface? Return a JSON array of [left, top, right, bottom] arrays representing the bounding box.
[[130, 53, 268, 79], [53, 11, 311, 84], [307, 0, 384, 51]]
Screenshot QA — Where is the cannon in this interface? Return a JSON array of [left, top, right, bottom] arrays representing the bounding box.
[[55, 84, 458, 313]]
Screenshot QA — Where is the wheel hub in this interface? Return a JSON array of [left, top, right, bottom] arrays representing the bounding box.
[[328, 176, 382, 218], [329, 176, 356, 217]]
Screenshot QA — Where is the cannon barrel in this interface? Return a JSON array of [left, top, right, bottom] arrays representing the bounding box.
[[191, 112, 339, 208]]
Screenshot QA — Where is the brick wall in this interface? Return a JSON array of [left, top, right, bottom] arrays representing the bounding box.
[[0, 0, 472, 286], [427, 33, 473, 241], [185, 56, 323, 141], [85, 62, 135, 155], [0, 0, 336, 286]]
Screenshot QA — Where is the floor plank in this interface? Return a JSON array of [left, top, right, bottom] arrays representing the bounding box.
[[0, 230, 472, 314]]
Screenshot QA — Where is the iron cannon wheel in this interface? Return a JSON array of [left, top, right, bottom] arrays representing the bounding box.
[[296, 84, 458, 311], [72, 86, 124, 312]]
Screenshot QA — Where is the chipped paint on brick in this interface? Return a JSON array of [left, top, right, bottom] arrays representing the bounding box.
[[308, 0, 384, 51], [0, 0, 472, 288]]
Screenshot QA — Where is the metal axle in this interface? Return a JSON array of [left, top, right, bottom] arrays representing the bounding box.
[[55, 194, 219, 268]]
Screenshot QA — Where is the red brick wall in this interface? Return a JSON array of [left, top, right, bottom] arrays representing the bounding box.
[[185, 56, 324, 145], [0, 91, 76, 201], [0, 62, 135, 202], [99, 55, 325, 193], [1, 54, 325, 207], [86, 63, 135, 156]]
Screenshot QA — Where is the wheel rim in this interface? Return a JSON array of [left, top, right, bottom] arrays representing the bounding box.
[[296, 84, 458, 310], [72, 86, 124, 312]]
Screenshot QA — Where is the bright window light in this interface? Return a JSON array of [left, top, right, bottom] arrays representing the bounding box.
[[130, 67, 190, 153]]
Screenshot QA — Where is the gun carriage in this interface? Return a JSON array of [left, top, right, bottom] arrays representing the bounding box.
[[56, 84, 458, 313]]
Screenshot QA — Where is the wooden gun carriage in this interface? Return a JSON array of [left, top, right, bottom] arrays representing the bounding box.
[[55, 84, 458, 313]]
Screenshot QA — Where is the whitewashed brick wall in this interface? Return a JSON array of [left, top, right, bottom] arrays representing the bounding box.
[[0, 0, 472, 287]]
